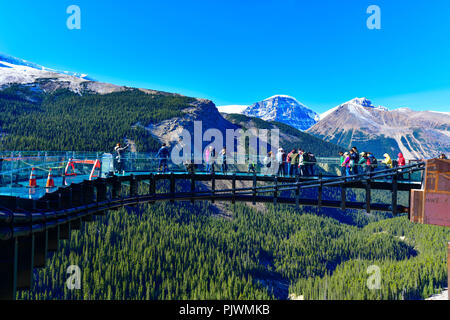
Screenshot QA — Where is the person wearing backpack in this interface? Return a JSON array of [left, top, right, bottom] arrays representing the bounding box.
[[286, 149, 294, 176], [349, 149, 358, 175], [290, 149, 299, 176], [308, 152, 316, 176], [359, 152, 368, 173], [352, 147, 360, 175], [367, 152, 378, 171]]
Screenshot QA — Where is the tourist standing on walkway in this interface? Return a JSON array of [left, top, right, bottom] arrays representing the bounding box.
[[358, 152, 368, 173], [307, 152, 316, 176], [298, 150, 306, 176], [276, 148, 286, 176], [205, 146, 215, 173], [114, 142, 130, 174], [350, 148, 359, 175], [248, 155, 256, 173], [220, 147, 228, 174], [289, 149, 299, 176], [341, 152, 351, 178], [382, 153, 393, 168], [338, 151, 345, 176], [156, 143, 170, 173], [286, 149, 294, 176], [397, 153, 406, 167], [262, 151, 272, 176]]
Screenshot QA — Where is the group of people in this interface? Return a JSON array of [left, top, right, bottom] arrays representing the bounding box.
[[261, 148, 317, 177], [204, 146, 228, 174], [338, 146, 407, 177], [114, 141, 449, 176]]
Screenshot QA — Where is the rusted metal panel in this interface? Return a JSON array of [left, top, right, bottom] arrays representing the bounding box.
[[410, 189, 424, 223], [448, 242, 450, 300], [413, 159, 450, 228]]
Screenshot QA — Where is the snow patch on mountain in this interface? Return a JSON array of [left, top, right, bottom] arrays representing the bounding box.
[[0, 52, 124, 94], [217, 105, 248, 114]]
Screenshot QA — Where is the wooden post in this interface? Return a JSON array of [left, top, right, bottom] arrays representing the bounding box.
[[16, 235, 34, 289], [59, 222, 71, 240], [149, 174, 155, 204], [252, 173, 257, 205], [112, 176, 122, 199], [47, 225, 59, 252], [365, 173, 371, 213], [232, 173, 236, 204], [170, 173, 175, 203], [33, 231, 47, 267], [0, 238, 18, 300], [392, 173, 398, 216], [190, 172, 195, 204], [211, 171, 215, 204], [273, 175, 278, 206], [129, 175, 137, 197], [447, 242, 449, 301], [318, 173, 322, 209], [295, 180, 300, 210], [71, 218, 81, 230], [341, 185, 346, 210]]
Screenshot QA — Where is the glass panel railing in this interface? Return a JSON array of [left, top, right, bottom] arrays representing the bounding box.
[[0, 151, 424, 199]]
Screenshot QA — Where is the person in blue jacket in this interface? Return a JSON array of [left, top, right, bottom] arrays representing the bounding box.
[[156, 143, 170, 173]]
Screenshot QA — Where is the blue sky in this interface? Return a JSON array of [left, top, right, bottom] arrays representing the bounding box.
[[1, 0, 449, 113]]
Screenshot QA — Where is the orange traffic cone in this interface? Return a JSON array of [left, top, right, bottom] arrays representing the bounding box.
[[28, 168, 37, 188], [46, 168, 55, 188]]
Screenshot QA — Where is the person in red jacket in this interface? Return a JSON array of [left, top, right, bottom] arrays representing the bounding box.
[[397, 153, 406, 166]]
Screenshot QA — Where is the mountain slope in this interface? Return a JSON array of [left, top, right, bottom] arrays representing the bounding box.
[[223, 113, 343, 156], [243, 95, 319, 131], [0, 53, 125, 94], [307, 98, 450, 159]]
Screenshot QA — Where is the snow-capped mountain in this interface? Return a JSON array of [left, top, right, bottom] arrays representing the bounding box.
[[242, 95, 320, 131], [0, 53, 124, 94], [307, 97, 450, 159]]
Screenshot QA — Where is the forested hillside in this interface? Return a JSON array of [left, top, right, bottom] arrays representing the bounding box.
[[17, 198, 449, 300], [0, 86, 196, 152]]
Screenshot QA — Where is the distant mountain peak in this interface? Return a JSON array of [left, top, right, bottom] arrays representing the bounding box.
[[342, 97, 388, 111], [308, 98, 450, 159], [243, 95, 319, 131]]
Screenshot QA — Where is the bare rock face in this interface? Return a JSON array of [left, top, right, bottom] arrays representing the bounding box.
[[307, 98, 450, 159], [145, 98, 240, 148]]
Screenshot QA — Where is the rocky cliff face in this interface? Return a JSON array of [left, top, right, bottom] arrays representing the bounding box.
[[144, 98, 240, 150], [307, 98, 450, 159]]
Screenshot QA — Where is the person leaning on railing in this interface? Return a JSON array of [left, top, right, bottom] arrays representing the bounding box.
[[156, 143, 170, 173], [114, 143, 130, 174], [358, 152, 368, 173]]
